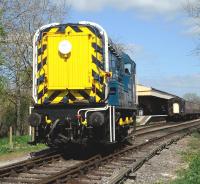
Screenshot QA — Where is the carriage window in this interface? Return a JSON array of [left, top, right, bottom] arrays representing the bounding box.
[[109, 52, 117, 69], [111, 57, 116, 68], [109, 52, 118, 79], [124, 63, 131, 75], [109, 51, 112, 68]]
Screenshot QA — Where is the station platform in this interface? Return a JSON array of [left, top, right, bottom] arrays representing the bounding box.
[[136, 84, 177, 116], [137, 115, 167, 125]]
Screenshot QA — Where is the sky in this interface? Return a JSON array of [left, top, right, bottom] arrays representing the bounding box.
[[65, 0, 200, 97]]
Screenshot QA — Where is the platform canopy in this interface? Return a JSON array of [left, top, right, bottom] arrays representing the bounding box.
[[136, 84, 177, 100]]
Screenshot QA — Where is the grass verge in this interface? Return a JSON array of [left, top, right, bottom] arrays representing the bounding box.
[[0, 135, 46, 159], [171, 132, 200, 184]]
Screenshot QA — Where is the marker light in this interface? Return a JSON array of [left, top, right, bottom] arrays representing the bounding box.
[[58, 40, 72, 55]]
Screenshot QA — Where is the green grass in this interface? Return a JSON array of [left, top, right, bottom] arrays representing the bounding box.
[[171, 132, 200, 184], [154, 181, 164, 184], [0, 135, 46, 156]]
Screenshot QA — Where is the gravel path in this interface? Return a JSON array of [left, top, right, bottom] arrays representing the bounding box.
[[125, 136, 190, 184], [0, 154, 30, 168]]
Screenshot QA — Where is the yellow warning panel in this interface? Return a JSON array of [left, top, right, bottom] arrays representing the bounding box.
[[47, 34, 92, 90]]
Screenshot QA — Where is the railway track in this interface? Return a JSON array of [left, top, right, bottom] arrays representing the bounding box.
[[0, 148, 60, 178], [136, 121, 166, 131], [135, 119, 198, 136], [0, 119, 199, 184], [65, 119, 200, 184]]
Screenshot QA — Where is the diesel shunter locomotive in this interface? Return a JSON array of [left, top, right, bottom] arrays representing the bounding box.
[[29, 21, 137, 146]]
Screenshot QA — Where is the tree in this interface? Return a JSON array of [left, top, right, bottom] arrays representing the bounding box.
[[185, 0, 200, 54], [0, 0, 70, 135], [183, 93, 200, 103]]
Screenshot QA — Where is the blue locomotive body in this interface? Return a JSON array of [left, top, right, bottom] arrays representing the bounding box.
[[108, 53, 136, 108]]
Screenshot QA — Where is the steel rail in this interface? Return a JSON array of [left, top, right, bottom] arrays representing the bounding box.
[[0, 119, 199, 183], [37, 120, 200, 184], [0, 148, 59, 178], [107, 133, 187, 184], [135, 119, 200, 136]]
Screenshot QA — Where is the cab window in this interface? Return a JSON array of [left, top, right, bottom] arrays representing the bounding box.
[[124, 63, 131, 75]]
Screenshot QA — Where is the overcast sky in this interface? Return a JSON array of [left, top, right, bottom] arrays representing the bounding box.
[[65, 0, 200, 97]]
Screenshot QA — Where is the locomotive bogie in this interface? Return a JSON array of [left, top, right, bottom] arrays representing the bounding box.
[[29, 104, 136, 146]]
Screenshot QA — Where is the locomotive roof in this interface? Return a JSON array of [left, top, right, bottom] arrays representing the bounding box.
[[121, 53, 136, 65], [108, 39, 135, 65]]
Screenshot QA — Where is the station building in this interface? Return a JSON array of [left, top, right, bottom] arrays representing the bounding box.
[[136, 84, 177, 116]]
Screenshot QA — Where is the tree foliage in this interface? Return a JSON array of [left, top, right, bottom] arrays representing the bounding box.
[[183, 93, 200, 103], [0, 0, 69, 136], [186, 0, 200, 54]]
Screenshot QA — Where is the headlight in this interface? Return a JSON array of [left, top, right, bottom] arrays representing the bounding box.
[[58, 40, 72, 55]]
